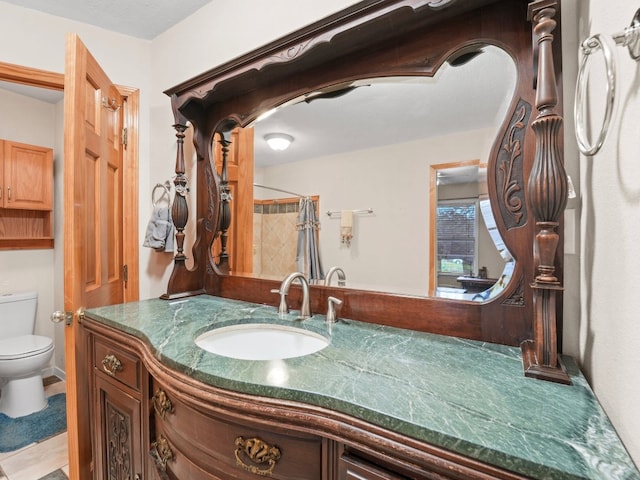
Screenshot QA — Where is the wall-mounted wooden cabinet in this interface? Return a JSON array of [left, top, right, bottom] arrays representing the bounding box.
[[0, 139, 54, 249]]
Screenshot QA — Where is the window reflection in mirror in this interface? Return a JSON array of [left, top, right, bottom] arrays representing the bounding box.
[[429, 161, 514, 301], [243, 45, 517, 299]]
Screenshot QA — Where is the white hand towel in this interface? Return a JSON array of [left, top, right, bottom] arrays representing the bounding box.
[[340, 210, 353, 228], [340, 210, 353, 246]]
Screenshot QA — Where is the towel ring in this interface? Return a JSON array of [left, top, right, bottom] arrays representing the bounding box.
[[574, 34, 616, 156], [152, 182, 171, 207]]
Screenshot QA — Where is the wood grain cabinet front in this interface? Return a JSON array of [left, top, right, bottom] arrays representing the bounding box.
[[0, 139, 54, 249], [93, 337, 142, 391], [83, 317, 535, 480], [149, 379, 325, 480], [339, 454, 409, 480], [89, 333, 149, 480]]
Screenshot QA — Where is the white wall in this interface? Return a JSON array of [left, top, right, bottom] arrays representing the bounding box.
[[570, 0, 640, 466], [0, 89, 59, 373]]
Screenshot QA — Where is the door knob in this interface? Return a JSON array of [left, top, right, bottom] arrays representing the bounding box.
[[51, 308, 85, 326], [51, 311, 73, 325]]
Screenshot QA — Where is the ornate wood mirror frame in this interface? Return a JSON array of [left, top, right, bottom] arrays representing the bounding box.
[[163, 0, 569, 383]]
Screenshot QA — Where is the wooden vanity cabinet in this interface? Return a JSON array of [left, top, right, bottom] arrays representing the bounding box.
[[0, 139, 54, 249], [83, 317, 530, 480], [149, 378, 326, 480], [89, 334, 150, 480]]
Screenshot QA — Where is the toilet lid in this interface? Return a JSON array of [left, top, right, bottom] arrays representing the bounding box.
[[0, 334, 53, 360]]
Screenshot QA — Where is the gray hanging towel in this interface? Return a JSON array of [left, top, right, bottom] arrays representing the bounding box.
[[143, 206, 175, 252], [296, 198, 324, 281]]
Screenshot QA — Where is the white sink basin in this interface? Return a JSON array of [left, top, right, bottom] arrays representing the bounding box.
[[195, 323, 329, 360]]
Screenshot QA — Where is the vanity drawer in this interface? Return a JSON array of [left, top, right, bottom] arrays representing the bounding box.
[[151, 382, 323, 480], [93, 337, 141, 391], [339, 454, 409, 480]]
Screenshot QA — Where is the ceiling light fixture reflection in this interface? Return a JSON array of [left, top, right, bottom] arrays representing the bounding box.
[[265, 133, 294, 151]]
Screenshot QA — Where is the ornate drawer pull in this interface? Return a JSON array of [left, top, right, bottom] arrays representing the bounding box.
[[152, 388, 174, 419], [151, 434, 175, 472], [101, 354, 123, 376], [234, 436, 281, 476]]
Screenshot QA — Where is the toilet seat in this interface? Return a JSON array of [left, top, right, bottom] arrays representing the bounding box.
[[0, 334, 54, 360]]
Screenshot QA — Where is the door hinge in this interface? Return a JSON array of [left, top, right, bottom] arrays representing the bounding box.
[[121, 127, 128, 147], [122, 264, 129, 284]]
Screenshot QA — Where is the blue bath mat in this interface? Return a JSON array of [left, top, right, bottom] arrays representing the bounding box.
[[0, 393, 67, 452]]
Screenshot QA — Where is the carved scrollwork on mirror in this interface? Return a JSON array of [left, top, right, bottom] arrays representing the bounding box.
[[162, 0, 566, 380]]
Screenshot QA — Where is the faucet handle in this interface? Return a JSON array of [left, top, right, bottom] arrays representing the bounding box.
[[271, 288, 289, 317], [326, 296, 343, 323]]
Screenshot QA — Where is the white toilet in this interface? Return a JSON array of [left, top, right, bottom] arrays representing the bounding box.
[[0, 291, 54, 418]]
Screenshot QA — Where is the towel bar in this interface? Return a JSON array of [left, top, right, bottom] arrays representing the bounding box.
[[326, 208, 373, 217]]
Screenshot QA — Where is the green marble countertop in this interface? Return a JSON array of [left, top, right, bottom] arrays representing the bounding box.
[[86, 295, 639, 480]]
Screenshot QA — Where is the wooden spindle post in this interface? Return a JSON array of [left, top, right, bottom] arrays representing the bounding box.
[[522, 1, 571, 384], [217, 132, 232, 272], [171, 123, 189, 264]]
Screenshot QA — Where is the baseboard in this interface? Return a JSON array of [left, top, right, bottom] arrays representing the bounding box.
[[42, 366, 66, 381]]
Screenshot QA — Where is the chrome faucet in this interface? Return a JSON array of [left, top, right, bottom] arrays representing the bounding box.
[[326, 296, 343, 323], [324, 266, 346, 287], [271, 272, 312, 319]]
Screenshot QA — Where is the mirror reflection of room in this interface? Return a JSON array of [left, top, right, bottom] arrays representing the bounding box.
[[249, 45, 516, 298], [430, 160, 513, 300]]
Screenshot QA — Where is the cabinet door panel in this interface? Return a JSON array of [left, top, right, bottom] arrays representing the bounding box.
[[3, 140, 53, 210], [94, 375, 144, 480]]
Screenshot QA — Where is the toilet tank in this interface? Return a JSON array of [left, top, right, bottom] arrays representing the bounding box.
[[0, 291, 38, 338]]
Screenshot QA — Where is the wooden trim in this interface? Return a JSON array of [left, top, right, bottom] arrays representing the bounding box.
[[0, 237, 54, 249], [254, 194, 320, 206], [118, 85, 140, 302], [0, 61, 64, 90]]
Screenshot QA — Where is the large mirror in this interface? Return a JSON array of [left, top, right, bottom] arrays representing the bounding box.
[[164, 0, 562, 348], [239, 45, 516, 299]]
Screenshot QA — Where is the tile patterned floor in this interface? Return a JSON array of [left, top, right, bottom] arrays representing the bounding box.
[[0, 378, 69, 480]]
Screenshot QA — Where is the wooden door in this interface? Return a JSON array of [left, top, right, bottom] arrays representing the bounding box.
[[63, 34, 139, 479]]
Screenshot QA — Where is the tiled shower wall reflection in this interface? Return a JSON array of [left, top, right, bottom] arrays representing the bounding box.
[[253, 197, 319, 278], [253, 198, 299, 278]]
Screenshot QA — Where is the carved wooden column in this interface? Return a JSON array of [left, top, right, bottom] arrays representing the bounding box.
[[522, 1, 571, 384], [216, 131, 232, 273], [171, 123, 189, 265]]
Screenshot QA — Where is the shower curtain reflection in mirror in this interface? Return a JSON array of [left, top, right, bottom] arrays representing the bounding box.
[[252, 195, 322, 280], [297, 197, 324, 281]]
